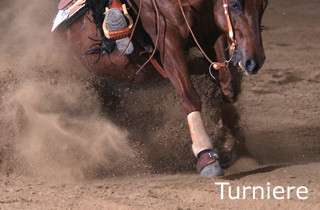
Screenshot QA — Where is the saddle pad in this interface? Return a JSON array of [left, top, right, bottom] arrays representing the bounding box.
[[58, 0, 75, 10], [52, 0, 86, 31]]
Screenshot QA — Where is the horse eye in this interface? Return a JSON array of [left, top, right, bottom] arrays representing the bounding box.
[[230, 2, 241, 10]]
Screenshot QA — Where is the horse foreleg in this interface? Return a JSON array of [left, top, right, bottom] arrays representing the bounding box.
[[162, 40, 223, 177], [214, 34, 239, 103]]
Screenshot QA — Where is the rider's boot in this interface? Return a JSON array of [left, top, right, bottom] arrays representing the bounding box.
[[104, 7, 134, 55]]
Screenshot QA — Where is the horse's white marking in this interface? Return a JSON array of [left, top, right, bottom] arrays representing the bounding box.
[[238, 61, 251, 75], [187, 111, 213, 157], [238, 60, 246, 70]]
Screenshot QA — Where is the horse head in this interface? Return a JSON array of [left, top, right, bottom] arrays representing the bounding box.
[[214, 0, 268, 75]]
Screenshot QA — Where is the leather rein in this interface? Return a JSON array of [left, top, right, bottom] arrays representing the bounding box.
[[123, 0, 237, 78], [177, 0, 237, 78]]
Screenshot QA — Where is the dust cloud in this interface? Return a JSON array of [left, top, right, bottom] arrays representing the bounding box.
[[0, 0, 243, 179], [0, 0, 137, 181]]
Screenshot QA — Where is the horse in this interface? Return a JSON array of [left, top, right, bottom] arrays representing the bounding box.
[[51, 0, 268, 177]]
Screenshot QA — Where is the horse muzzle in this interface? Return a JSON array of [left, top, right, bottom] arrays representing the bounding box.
[[234, 51, 265, 76]]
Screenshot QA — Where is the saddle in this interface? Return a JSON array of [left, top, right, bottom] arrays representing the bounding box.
[[52, 0, 167, 77], [54, 0, 133, 41], [52, 0, 87, 31]]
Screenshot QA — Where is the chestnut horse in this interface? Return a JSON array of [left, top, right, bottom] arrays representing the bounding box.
[[52, 0, 268, 177]]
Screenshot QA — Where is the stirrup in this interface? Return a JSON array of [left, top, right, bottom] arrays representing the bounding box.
[[102, 4, 133, 40]]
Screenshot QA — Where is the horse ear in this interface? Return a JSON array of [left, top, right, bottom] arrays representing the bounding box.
[[262, 0, 268, 11]]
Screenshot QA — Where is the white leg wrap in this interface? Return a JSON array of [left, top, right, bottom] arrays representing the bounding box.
[[187, 111, 213, 157]]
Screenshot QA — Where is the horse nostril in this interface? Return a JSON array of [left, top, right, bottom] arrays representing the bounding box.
[[245, 59, 258, 74]]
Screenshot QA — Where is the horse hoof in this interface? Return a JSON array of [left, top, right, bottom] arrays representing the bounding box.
[[222, 87, 238, 103], [196, 150, 224, 177], [200, 161, 224, 177]]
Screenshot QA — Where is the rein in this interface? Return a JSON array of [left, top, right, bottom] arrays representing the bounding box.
[[177, 0, 237, 77], [118, 0, 166, 77], [121, 0, 238, 78]]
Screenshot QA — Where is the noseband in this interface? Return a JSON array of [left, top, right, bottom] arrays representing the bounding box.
[[177, 0, 237, 75]]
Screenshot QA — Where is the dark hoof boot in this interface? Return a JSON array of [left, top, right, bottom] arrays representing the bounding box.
[[196, 150, 224, 177], [200, 161, 224, 177]]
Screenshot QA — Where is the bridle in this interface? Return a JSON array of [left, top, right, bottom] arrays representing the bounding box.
[[177, 0, 238, 77]]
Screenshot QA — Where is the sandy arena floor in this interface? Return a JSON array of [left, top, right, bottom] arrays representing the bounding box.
[[0, 0, 319, 209]]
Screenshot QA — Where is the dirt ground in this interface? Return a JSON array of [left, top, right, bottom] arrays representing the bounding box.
[[0, 0, 319, 209]]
